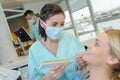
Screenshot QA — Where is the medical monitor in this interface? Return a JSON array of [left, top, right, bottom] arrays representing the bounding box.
[[14, 27, 32, 42]]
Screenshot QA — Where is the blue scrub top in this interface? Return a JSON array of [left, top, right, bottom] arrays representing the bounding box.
[[28, 32, 85, 80], [29, 18, 41, 40]]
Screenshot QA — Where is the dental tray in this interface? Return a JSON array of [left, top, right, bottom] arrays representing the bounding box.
[[39, 58, 73, 69]]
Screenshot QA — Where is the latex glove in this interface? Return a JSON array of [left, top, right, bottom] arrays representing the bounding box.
[[45, 64, 67, 80], [76, 54, 87, 69]]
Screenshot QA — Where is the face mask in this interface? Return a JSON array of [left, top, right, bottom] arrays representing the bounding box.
[[44, 22, 64, 40], [27, 16, 35, 25]]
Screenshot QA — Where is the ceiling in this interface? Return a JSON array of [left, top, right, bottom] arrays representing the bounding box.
[[0, 0, 61, 9]]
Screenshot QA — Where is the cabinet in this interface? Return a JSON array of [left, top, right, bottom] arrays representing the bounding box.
[[0, 67, 20, 80], [0, 56, 28, 80]]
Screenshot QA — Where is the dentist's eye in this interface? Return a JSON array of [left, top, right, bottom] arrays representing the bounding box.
[[52, 24, 57, 26], [52, 23, 57, 26], [61, 23, 64, 26]]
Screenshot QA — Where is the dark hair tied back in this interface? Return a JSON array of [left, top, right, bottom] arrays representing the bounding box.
[[39, 3, 64, 41]]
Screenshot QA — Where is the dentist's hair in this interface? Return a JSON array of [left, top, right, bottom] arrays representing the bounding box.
[[39, 3, 64, 41], [105, 29, 120, 80], [23, 10, 34, 17]]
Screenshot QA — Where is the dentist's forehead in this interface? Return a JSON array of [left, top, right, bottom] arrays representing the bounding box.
[[47, 14, 65, 23], [25, 14, 33, 20]]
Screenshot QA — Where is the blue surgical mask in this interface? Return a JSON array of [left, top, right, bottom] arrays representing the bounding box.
[[27, 17, 35, 25], [44, 23, 64, 40]]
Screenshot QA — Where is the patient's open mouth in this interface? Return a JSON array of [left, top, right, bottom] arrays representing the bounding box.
[[84, 46, 88, 51]]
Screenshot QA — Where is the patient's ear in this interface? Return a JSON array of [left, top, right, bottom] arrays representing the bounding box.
[[107, 55, 119, 65]]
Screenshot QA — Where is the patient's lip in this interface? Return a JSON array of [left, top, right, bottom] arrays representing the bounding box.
[[85, 51, 89, 54]]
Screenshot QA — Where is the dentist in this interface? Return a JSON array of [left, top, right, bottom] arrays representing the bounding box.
[[28, 3, 85, 80], [24, 10, 41, 42]]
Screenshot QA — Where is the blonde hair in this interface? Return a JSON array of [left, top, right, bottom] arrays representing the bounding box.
[[105, 29, 120, 80]]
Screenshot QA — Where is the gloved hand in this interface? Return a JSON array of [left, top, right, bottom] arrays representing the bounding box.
[[76, 54, 87, 69], [44, 64, 67, 80]]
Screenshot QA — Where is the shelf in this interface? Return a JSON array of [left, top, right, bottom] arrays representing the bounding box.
[[94, 14, 120, 23]]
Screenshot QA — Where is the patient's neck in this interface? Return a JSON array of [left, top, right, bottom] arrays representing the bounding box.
[[89, 66, 112, 80]]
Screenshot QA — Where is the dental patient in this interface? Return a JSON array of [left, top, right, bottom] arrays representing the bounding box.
[[75, 29, 120, 80]]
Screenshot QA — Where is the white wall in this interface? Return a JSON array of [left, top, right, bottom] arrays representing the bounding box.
[[23, 1, 58, 14], [23, 1, 44, 14], [0, 3, 18, 64]]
